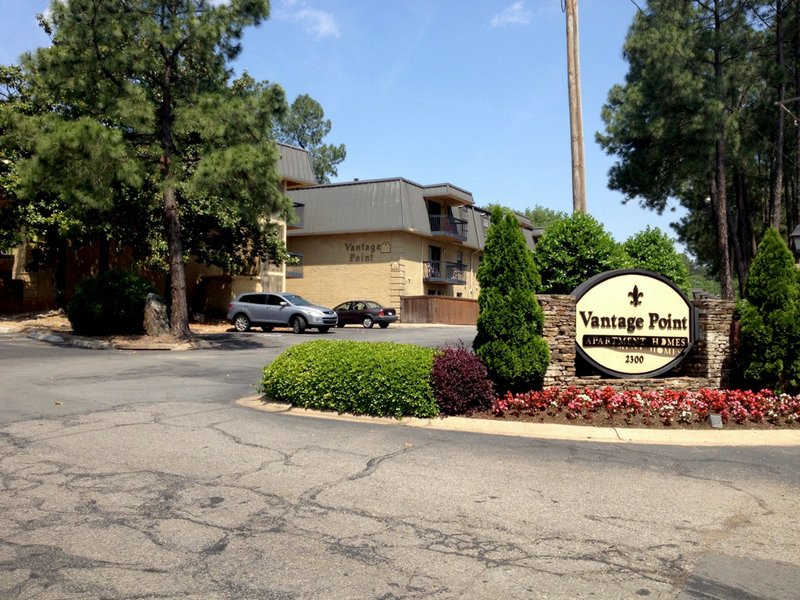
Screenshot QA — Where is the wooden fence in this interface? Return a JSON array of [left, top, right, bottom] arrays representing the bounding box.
[[400, 296, 478, 325]]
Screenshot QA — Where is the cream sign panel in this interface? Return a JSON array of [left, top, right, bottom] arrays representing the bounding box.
[[572, 270, 698, 378]]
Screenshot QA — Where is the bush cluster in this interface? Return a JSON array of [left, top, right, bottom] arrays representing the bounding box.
[[431, 345, 495, 415], [534, 212, 631, 294], [261, 340, 439, 418], [623, 227, 691, 293], [67, 269, 155, 336]]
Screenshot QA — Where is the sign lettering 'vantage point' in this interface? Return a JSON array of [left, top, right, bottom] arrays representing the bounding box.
[[572, 270, 698, 378]]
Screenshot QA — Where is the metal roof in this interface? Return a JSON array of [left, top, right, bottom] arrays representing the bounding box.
[[286, 177, 538, 252], [277, 143, 316, 187]]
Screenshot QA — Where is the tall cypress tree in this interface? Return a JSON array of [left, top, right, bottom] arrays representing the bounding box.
[[737, 227, 800, 392], [473, 207, 550, 393]]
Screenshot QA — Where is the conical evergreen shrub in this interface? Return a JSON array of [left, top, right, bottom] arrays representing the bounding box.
[[737, 227, 800, 393], [473, 207, 550, 393]]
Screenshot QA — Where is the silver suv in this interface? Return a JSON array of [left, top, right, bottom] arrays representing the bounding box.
[[226, 292, 338, 333]]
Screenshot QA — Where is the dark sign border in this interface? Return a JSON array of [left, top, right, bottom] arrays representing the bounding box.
[[571, 269, 699, 379]]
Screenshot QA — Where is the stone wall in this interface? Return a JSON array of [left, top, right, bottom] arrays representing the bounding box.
[[539, 294, 735, 391]]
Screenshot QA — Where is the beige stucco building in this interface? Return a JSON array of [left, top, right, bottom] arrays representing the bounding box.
[[284, 176, 538, 315]]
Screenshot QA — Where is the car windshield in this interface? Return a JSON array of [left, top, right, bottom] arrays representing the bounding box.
[[282, 294, 314, 307], [364, 301, 381, 309]]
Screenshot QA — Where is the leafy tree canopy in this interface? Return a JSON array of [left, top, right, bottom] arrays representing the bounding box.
[[623, 226, 691, 293], [534, 212, 630, 294], [523, 205, 567, 231], [4, 0, 297, 336], [275, 93, 346, 183]]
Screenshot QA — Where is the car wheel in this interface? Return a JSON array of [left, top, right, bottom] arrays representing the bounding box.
[[291, 316, 307, 334], [261, 325, 273, 332], [318, 326, 330, 333], [337, 322, 345, 328], [362, 317, 374, 328], [378, 322, 390, 329], [234, 313, 251, 332]]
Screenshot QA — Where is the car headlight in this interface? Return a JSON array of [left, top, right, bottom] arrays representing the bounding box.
[[305, 309, 324, 317]]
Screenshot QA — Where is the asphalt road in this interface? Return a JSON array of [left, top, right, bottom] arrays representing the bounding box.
[[1, 328, 799, 599]]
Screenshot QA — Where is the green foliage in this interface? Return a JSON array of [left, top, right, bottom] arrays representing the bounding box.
[[534, 212, 631, 294], [623, 227, 691, 293], [737, 228, 800, 393], [473, 206, 550, 393], [523, 205, 567, 231], [67, 270, 155, 336], [683, 254, 721, 297], [12, 1, 283, 334], [597, 0, 782, 298], [275, 94, 346, 183], [260, 340, 438, 418]]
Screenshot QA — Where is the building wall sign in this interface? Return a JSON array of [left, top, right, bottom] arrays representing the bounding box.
[[571, 269, 698, 378], [344, 241, 391, 263]]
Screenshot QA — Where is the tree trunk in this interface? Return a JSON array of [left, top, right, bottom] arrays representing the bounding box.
[[732, 168, 755, 295], [771, 0, 786, 230], [794, 0, 800, 230], [712, 0, 735, 300], [159, 53, 190, 338]]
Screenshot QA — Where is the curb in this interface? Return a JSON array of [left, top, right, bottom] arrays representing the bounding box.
[[26, 330, 111, 350], [236, 396, 800, 447]]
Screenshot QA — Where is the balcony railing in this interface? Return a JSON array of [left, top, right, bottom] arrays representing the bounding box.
[[423, 261, 467, 284], [289, 202, 305, 230], [428, 214, 468, 242], [286, 253, 304, 279]]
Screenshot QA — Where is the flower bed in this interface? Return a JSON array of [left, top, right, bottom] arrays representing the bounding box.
[[491, 387, 800, 428]]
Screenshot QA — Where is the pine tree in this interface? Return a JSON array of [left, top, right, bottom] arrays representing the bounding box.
[[16, 0, 286, 338], [473, 207, 550, 393]]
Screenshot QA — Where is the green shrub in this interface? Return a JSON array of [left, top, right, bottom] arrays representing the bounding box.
[[473, 206, 550, 393], [736, 227, 800, 393], [260, 340, 438, 418], [534, 212, 630, 293], [623, 227, 691, 293], [67, 270, 155, 336]]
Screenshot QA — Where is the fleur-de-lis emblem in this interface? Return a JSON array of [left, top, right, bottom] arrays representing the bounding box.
[[628, 285, 644, 307]]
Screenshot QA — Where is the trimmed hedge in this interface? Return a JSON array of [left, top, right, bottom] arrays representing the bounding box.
[[261, 340, 438, 418]]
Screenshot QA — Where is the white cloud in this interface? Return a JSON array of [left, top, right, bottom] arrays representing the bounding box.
[[277, 1, 340, 39], [491, 1, 532, 28]]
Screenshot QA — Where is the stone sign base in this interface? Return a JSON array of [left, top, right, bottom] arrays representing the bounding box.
[[538, 295, 735, 391]]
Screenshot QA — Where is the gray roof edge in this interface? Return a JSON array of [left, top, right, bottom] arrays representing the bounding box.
[[292, 176, 473, 199]]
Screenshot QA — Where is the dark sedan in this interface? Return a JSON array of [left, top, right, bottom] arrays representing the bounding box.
[[333, 300, 398, 328]]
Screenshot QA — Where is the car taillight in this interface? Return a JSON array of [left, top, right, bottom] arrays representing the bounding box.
[[227, 303, 233, 310], [377, 310, 384, 316]]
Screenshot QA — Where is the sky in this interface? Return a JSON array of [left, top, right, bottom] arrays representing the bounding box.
[[0, 0, 686, 245]]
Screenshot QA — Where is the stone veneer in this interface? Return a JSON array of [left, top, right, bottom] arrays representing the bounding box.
[[538, 294, 735, 391]]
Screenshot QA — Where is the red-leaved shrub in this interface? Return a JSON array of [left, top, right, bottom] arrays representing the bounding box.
[[431, 345, 496, 415]]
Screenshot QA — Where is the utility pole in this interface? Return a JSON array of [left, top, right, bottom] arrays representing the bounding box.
[[565, 0, 587, 213]]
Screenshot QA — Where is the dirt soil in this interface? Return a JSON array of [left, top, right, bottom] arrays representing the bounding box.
[[0, 309, 233, 348]]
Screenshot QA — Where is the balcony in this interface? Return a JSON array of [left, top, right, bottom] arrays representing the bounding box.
[[288, 202, 305, 230], [428, 214, 467, 242], [286, 253, 304, 279], [423, 261, 467, 285]]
